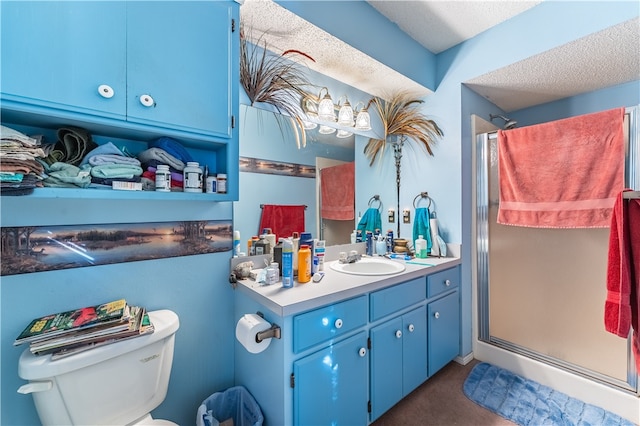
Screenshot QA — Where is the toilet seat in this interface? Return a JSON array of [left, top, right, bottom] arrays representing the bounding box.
[[128, 413, 179, 425]]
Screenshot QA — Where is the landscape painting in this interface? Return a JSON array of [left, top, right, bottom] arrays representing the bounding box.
[[0, 220, 232, 276]]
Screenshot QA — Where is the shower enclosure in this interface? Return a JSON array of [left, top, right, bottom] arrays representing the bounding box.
[[475, 107, 639, 392]]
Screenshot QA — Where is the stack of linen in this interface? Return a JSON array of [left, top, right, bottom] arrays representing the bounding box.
[[138, 137, 193, 191], [80, 142, 143, 188], [0, 126, 46, 195]]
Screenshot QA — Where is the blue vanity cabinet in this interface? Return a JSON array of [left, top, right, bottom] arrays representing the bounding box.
[[291, 295, 369, 425], [427, 267, 461, 377], [1, 1, 238, 139], [293, 331, 369, 426], [370, 305, 427, 421]]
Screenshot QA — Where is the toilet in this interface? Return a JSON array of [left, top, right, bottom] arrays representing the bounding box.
[[17, 309, 180, 425]]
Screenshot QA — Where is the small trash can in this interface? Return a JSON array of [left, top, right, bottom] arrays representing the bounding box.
[[196, 385, 264, 426]]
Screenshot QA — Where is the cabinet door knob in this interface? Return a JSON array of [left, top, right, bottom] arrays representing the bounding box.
[[395, 330, 402, 339], [407, 323, 415, 332], [445, 279, 451, 286], [358, 347, 367, 357], [98, 84, 114, 99], [139, 94, 154, 107], [434, 312, 440, 319], [334, 318, 343, 329]]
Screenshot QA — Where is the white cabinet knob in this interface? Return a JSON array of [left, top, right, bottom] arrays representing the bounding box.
[[334, 318, 343, 329], [445, 279, 451, 286], [434, 312, 440, 319], [98, 84, 114, 99], [139, 94, 154, 107], [358, 347, 367, 357], [395, 330, 402, 339], [407, 323, 415, 332]]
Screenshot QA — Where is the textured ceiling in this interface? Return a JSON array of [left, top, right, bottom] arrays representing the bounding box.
[[240, 0, 640, 112]]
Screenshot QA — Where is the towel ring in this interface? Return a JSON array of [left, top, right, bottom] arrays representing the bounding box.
[[413, 192, 432, 209], [368, 195, 382, 211]]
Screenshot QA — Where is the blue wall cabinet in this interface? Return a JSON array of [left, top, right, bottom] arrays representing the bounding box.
[[370, 305, 428, 421], [1, 2, 127, 118], [1, 1, 235, 139], [293, 331, 369, 426]]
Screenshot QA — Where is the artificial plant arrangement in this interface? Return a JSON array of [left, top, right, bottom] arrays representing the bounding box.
[[240, 25, 314, 148], [364, 92, 444, 237]]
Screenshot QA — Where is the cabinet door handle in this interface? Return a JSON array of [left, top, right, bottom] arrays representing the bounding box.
[[434, 312, 440, 319], [445, 279, 451, 286], [395, 330, 402, 339], [407, 323, 415, 332], [358, 347, 367, 357], [139, 94, 154, 107], [334, 318, 343, 329], [98, 84, 114, 99]]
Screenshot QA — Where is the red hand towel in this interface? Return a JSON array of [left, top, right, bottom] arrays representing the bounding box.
[[259, 205, 305, 241], [605, 190, 640, 370]]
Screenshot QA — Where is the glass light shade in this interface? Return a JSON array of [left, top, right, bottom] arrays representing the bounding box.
[[336, 129, 353, 138], [318, 125, 336, 135], [337, 100, 354, 126], [303, 121, 318, 130], [317, 93, 336, 122], [355, 109, 372, 131]]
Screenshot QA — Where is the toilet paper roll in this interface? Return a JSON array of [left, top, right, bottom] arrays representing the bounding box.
[[235, 314, 272, 354]]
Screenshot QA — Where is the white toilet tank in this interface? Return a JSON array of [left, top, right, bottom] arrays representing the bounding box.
[[18, 309, 180, 426]]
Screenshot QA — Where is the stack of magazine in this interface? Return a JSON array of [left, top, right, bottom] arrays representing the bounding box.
[[14, 299, 154, 360]]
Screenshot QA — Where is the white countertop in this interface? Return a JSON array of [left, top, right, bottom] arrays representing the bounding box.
[[235, 255, 461, 317]]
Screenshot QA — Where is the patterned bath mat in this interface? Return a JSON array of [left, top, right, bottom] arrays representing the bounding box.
[[463, 362, 635, 426]]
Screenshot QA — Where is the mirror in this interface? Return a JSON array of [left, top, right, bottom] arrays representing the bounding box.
[[234, 104, 357, 250]]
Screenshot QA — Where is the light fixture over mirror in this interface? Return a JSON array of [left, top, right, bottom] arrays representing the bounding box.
[[302, 88, 372, 134]]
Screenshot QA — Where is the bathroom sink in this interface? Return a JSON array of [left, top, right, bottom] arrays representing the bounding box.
[[330, 258, 406, 276]]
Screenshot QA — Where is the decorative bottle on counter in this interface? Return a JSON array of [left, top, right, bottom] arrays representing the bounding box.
[[183, 162, 203, 193], [298, 244, 311, 283], [155, 164, 171, 192]]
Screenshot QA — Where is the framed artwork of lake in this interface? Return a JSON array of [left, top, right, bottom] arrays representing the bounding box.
[[0, 220, 233, 276]]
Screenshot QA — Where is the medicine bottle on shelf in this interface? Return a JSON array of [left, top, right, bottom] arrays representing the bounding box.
[[155, 165, 171, 192], [183, 162, 203, 193], [216, 173, 227, 194]]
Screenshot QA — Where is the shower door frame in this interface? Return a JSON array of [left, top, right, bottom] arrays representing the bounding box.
[[475, 106, 639, 393]]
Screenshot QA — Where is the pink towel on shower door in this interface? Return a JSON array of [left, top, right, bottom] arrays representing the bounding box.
[[497, 107, 625, 228]]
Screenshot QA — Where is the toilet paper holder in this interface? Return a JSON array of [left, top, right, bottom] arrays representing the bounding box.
[[255, 312, 281, 343]]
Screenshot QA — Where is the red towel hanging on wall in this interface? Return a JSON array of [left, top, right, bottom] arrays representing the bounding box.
[[320, 162, 355, 220], [259, 205, 305, 241]]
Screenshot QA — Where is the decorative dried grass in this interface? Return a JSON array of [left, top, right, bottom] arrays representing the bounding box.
[[240, 26, 313, 148], [364, 92, 443, 166]]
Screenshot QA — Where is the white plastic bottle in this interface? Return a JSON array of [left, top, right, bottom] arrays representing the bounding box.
[[281, 238, 294, 288], [233, 230, 241, 257], [415, 235, 427, 259], [155, 164, 171, 192], [183, 162, 203, 193]]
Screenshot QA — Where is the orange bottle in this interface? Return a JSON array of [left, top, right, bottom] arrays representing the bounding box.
[[298, 245, 312, 283]]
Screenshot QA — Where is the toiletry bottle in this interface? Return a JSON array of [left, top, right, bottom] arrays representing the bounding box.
[[233, 231, 241, 257], [183, 162, 203, 193], [375, 235, 387, 256], [365, 231, 373, 256], [300, 232, 314, 259], [386, 230, 394, 254], [415, 235, 427, 258], [155, 165, 171, 192], [264, 228, 276, 255], [315, 240, 326, 271], [281, 238, 294, 288], [292, 232, 300, 276], [350, 230, 357, 244], [201, 165, 209, 193], [255, 235, 270, 256], [298, 244, 311, 283], [250, 236, 259, 256], [273, 238, 283, 275]]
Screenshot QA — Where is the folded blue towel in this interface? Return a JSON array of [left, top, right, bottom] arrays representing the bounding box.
[[149, 137, 193, 163], [357, 208, 382, 234], [413, 207, 432, 254]]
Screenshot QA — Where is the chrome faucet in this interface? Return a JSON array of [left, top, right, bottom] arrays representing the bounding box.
[[339, 253, 361, 264]]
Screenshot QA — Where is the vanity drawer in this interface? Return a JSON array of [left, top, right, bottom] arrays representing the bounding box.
[[370, 277, 426, 321], [427, 266, 460, 298], [293, 295, 368, 353]]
